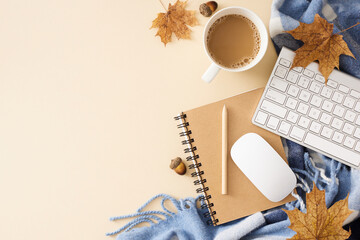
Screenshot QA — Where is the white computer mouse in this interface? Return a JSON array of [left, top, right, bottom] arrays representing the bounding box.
[[230, 133, 296, 202]]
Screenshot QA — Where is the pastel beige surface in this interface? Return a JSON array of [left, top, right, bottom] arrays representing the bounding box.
[[0, 0, 277, 239]]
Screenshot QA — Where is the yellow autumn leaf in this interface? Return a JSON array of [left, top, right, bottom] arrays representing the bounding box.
[[286, 14, 358, 83], [284, 183, 352, 240], [150, 0, 198, 46]]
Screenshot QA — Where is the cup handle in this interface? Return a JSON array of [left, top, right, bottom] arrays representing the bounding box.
[[202, 63, 220, 83]]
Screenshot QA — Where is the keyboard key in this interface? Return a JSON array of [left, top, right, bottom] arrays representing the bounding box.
[[298, 76, 310, 88], [343, 123, 355, 135], [355, 102, 360, 113], [320, 86, 333, 99], [270, 77, 288, 92], [355, 142, 360, 153], [279, 121, 291, 135], [260, 100, 287, 118], [356, 116, 360, 126], [321, 100, 334, 112], [298, 116, 311, 129], [354, 128, 360, 139], [333, 105, 345, 118], [309, 82, 322, 94], [288, 85, 300, 97], [254, 111, 268, 125], [290, 126, 306, 141], [339, 85, 350, 94], [297, 102, 309, 115], [327, 79, 338, 89], [304, 133, 360, 166], [332, 131, 344, 143], [332, 92, 344, 104], [292, 66, 303, 73], [265, 89, 286, 104], [279, 58, 291, 67], [343, 96, 356, 109], [320, 113, 332, 125], [309, 108, 321, 120], [331, 118, 344, 130], [274, 66, 287, 78], [344, 110, 356, 122], [310, 121, 322, 134], [310, 95, 322, 108], [267, 116, 280, 130], [286, 71, 299, 84], [299, 90, 311, 102], [287, 111, 299, 123], [303, 69, 315, 78], [315, 74, 325, 83], [350, 90, 360, 99], [286, 97, 298, 110], [344, 136, 356, 149], [321, 126, 333, 139]]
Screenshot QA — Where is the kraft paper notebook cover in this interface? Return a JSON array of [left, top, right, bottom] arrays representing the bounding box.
[[174, 88, 295, 225]]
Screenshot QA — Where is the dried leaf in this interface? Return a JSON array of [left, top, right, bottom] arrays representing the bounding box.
[[150, 0, 198, 46], [286, 14, 356, 83], [284, 183, 352, 240]]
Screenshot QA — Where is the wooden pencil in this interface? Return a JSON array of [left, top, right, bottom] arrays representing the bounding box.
[[222, 105, 228, 195]]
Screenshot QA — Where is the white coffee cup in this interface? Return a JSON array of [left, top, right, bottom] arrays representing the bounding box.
[[202, 7, 268, 83]]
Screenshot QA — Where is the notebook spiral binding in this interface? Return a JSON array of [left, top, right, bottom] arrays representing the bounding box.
[[174, 112, 219, 226]]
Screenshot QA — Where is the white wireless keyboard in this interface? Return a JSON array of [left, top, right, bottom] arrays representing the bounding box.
[[252, 47, 360, 169]]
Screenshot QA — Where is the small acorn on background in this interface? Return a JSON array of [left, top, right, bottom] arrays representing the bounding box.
[[170, 157, 186, 175], [199, 1, 218, 17]]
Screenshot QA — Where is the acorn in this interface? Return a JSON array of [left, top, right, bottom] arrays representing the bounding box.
[[170, 157, 186, 175], [199, 1, 218, 17]]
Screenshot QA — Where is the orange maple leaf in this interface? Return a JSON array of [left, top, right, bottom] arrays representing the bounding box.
[[286, 14, 358, 83], [150, 0, 198, 46], [284, 183, 352, 240]]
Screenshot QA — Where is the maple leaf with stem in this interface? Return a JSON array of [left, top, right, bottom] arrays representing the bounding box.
[[286, 14, 359, 83], [283, 183, 353, 240], [150, 0, 198, 46]]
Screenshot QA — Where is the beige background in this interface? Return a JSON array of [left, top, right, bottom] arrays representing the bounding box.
[[0, 0, 277, 239]]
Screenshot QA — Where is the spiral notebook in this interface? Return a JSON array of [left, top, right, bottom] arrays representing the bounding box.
[[174, 88, 295, 226]]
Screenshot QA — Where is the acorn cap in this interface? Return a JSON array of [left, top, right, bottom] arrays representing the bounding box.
[[170, 157, 182, 169], [199, 3, 212, 17]]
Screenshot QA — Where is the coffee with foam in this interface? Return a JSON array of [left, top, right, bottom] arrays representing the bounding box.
[[207, 14, 261, 69]]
